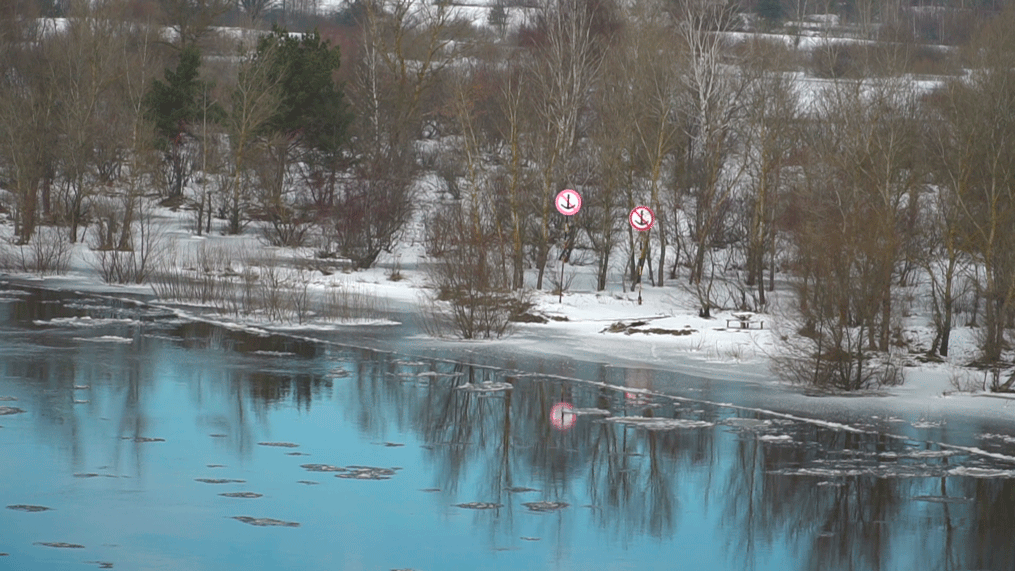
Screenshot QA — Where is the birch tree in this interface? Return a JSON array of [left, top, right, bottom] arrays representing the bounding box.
[[674, 0, 751, 316], [526, 0, 612, 290], [223, 45, 283, 235]]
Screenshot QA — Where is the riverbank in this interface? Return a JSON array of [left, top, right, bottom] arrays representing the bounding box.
[[0, 205, 1004, 425]]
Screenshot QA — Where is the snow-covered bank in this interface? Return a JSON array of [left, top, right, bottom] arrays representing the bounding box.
[[1, 205, 1010, 429]]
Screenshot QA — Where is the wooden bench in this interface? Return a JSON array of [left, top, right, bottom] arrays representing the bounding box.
[[726, 314, 763, 329]]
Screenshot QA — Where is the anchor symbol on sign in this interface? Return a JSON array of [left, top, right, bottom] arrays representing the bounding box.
[[636, 209, 648, 226], [560, 195, 572, 210]]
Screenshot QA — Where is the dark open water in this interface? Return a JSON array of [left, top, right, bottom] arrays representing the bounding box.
[[2, 283, 1015, 571]]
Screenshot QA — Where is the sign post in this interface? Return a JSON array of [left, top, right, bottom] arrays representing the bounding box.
[[629, 206, 655, 306], [555, 190, 582, 303]]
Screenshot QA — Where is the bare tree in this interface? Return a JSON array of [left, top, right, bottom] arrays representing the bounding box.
[[673, 0, 752, 317], [494, 58, 536, 290], [585, 2, 675, 292], [626, 5, 682, 289], [238, 0, 275, 25], [525, 0, 612, 290], [929, 13, 1015, 366], [222, 44, 282, 235], [0, 38, 57, 244], [159, 0, 235, 50], [47, 1, 141, 243], [781, 76, 920, 389], [739, 60, 799, 308], [353, 0, 466, 157]]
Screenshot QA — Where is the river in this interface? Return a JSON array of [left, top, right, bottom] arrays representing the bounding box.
[[1, 283, 1014, 570]]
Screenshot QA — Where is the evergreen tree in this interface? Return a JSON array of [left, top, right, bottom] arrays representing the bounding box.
[[757, 0, 783, 23], [255, 26, 352, 157], [145, 45, 202, 146], [144, 46, 222, 198]]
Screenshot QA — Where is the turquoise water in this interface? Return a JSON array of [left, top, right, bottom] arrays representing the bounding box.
[[2, 285, 1015, 570]]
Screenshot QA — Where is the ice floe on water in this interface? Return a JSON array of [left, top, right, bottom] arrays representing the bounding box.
[[195, 478, 246, 484], [231, 516, 299, 527], [414, 371, 463, 379], [0, 406, 25, 415], [456, 381, 513, 392], [33, 317, 138, 327], [722, 417, 771, 429], [7, 505, 52, 512], [570, 408, 611, 416], [879, 449, 957, 459], [606, 416, 714, 430], [522, 501, 569, 512], [286, 452, 309, 456], [980, 433, 1015, 444], [455, 502, 502, 509], [0, 396, 17, 401], [300, 463, 346, 472], [220, 492, 263, 498], [946, 467, 1015, 478], [34, 542, 84, 548], [85, 561, 113, 569], [73, 335, 132, 344], [336, 466, 397, 480], [757, 434, 794, 442], [296, 480, 319, 485], [122, 436, 164, 443], [521, 537, 540, 541], [0, 288, 31, 296], [505, 487, 539, 493], [251, 351, 297, 357], [912, 420, 944, 429], [912, 495, 972, 504], [258, 442, 299, 448]]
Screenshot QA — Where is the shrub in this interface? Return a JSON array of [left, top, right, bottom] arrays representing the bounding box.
[[420, 203, 524, 339], [0, 226, 72, 275]]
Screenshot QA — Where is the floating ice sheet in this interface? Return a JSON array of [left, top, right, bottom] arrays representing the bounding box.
[[336, 466, 396, 480], [455, 502, 501, 509], [7, 505, 52, 512], [947, 467, 1015, 478], [300, 463, 346, 472], [606, 416, 714, 430], [73, 336, 132, 344], [570, 408, 611, 416], [522, 501, 569, 512], [231, 516, 299, 527], [456, 381, 513, 392]]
